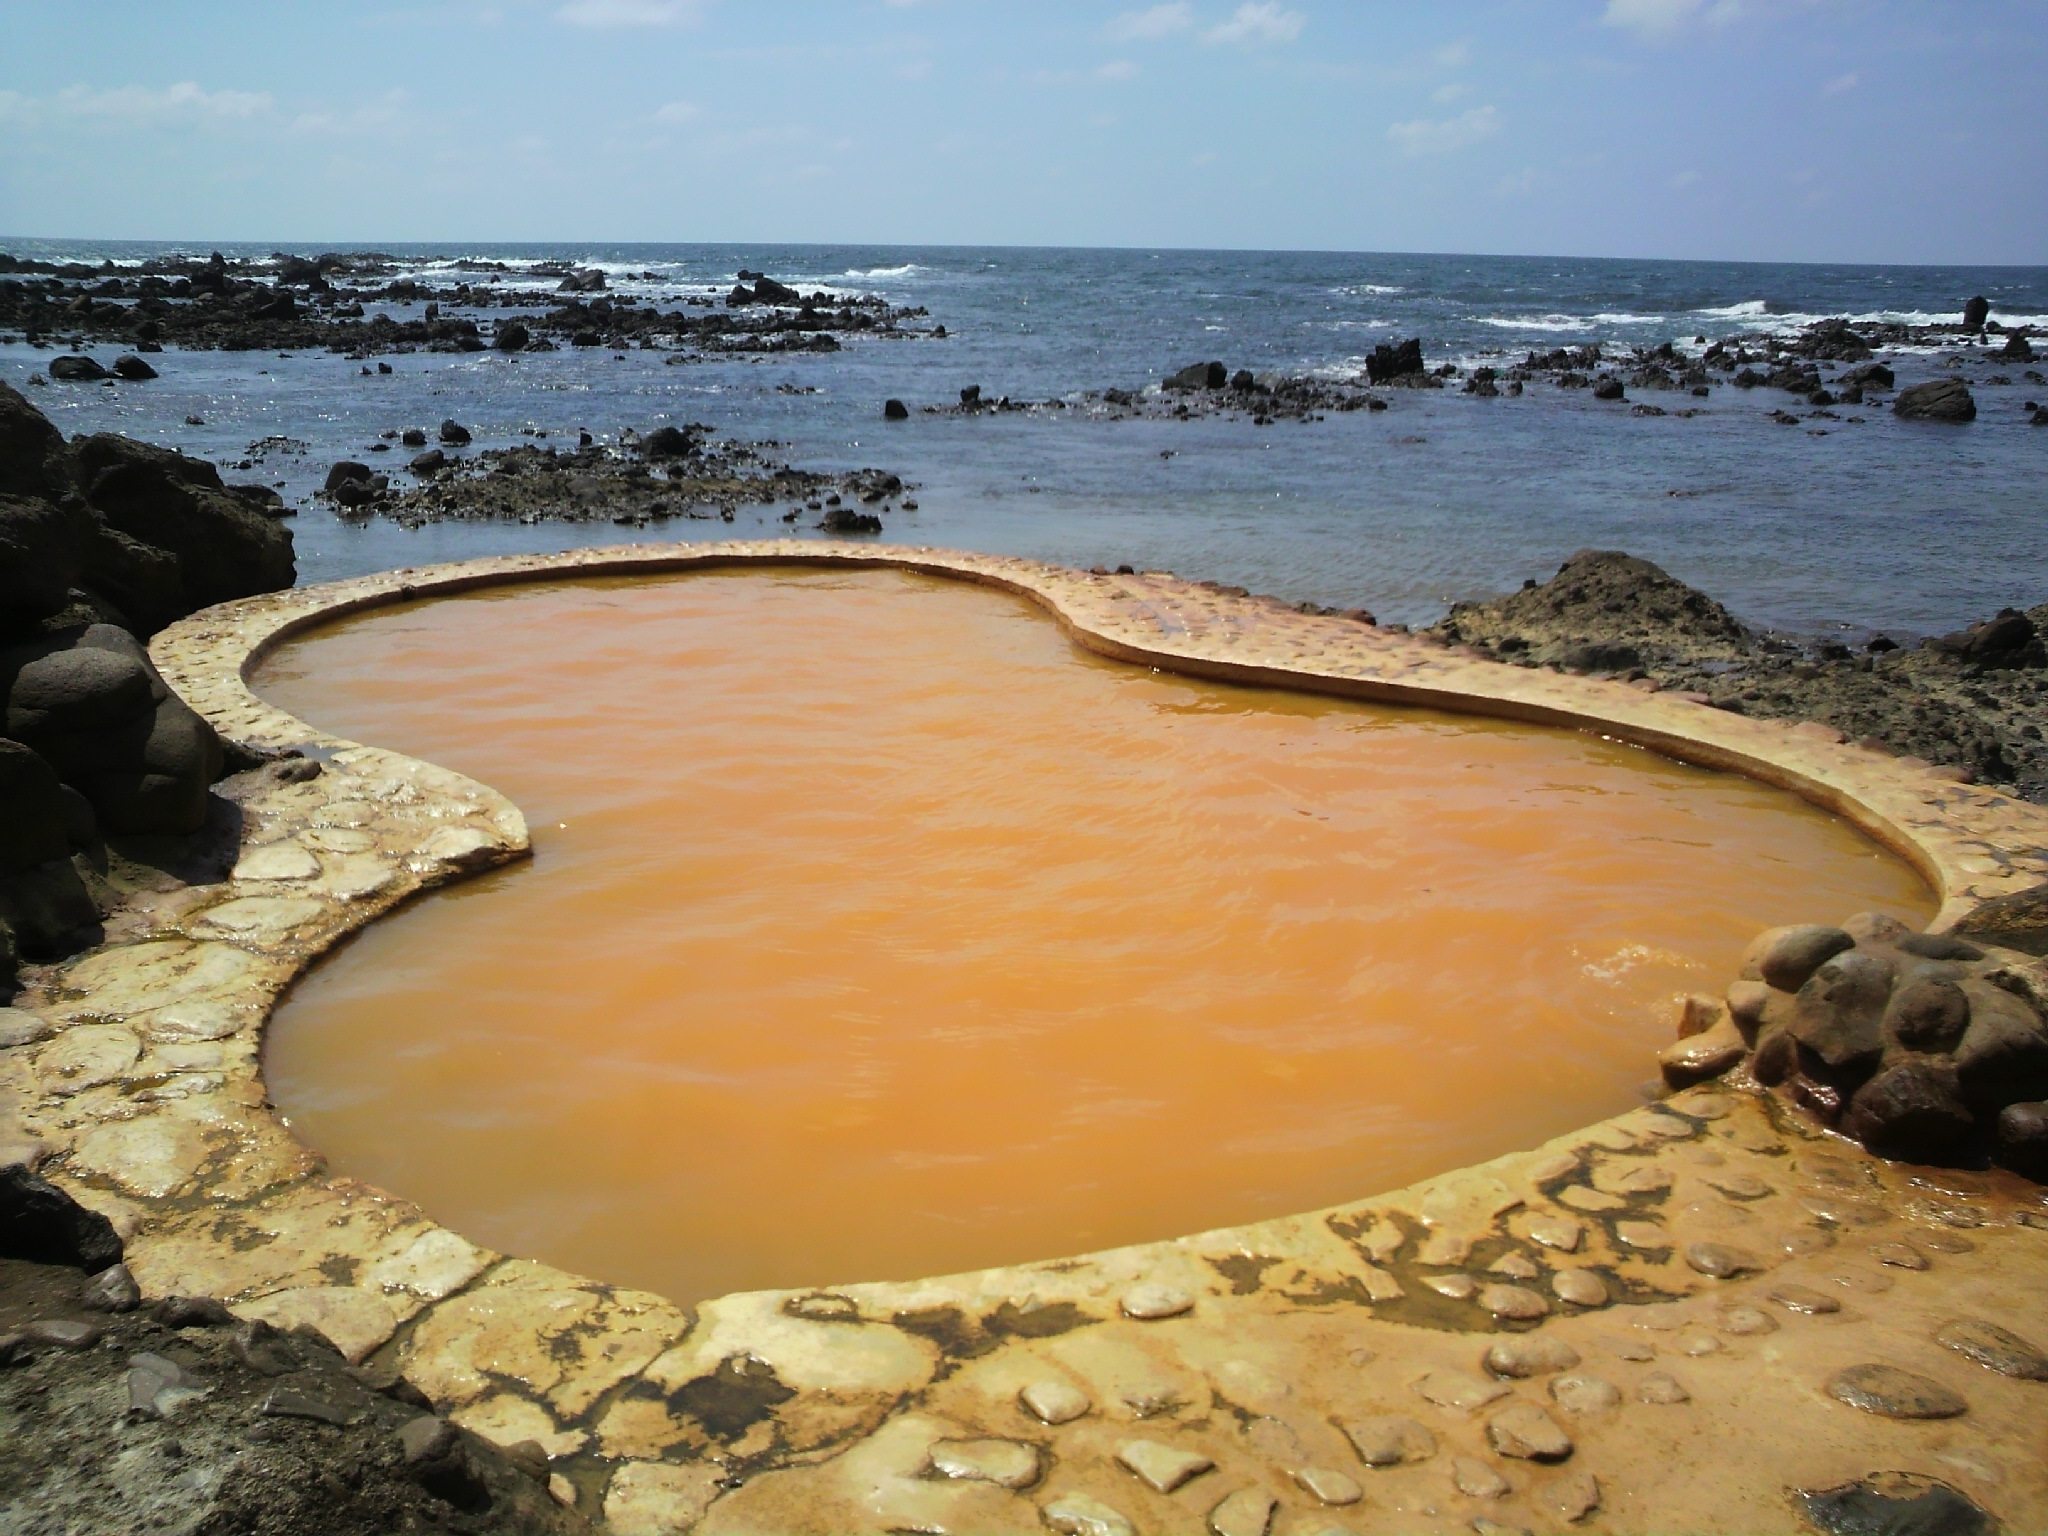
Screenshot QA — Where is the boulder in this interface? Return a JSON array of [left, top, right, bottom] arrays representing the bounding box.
[[882, 399, 909, 421], [726, 284, 755, 308], [494, 321, 530, 353], [641, 426, 695, 458], [1787, 950, 1895, 1073], [401, 428, 428, 448], [557, 268, 606, 293], [1842, 1059, 1975, 1162], [1999, 331, 2034, 363], [1953, 982, 2048, 1110], [409, 449, 447, 476], [1885, 975, 1972, 1053], [111, 354, 159, 382], [0, 738, 71, 877], [1839, 362, 1894, 390], [1748, 924, 1856, 993], [324, 461, 373, 493], [1366, 339, 1425, 383], [753, 277, 801, 304], [0, 494, 91, 634], [1230, 369, 1258, 391], [1166, 361, 1227, 391], [1592, 377, 1625, 400], [80, 521, 186, 637], [47, 356, 109, 383], [73, 434, 295, 616], [1963, 296, 1990, 332], [0, 381, 73, 501], [1894, 378, 1976, 423], [1996, 1101, 2048, 1179], [438, 419, 472, 446]]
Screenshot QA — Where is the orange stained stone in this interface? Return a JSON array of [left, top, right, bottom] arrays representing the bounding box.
[[256, 569, 1932, 1303]]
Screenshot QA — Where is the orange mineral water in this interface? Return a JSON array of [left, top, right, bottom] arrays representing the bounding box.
[[256, 568, 1931, 1304]]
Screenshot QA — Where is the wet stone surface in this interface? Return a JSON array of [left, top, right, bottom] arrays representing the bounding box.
[[1827, 1363, 1970, 1419]]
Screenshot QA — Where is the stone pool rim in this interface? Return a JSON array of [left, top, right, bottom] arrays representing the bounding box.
[[9, 540, 2048, 1532]]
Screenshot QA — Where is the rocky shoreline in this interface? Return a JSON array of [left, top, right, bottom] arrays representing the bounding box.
[[0, 252, 933, 362]]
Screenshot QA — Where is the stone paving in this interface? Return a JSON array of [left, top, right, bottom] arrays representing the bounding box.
[[4, 541, 2047, 1534]]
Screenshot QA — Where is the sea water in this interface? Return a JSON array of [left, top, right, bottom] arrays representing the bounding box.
[[4, 240, 2044, 634]]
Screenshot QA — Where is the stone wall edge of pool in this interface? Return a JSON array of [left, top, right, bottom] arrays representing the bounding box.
[[4, 540, 2044, 1534]]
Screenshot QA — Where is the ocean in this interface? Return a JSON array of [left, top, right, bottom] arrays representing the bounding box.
[[4, 240, 2045, 636]]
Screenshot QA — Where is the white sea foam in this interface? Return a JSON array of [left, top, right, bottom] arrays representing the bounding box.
[[1695, 299, 1772, 319], [1475, 314, 1598, 333], [1337, 284, 1404, 296], [844, 264, 920, 278]]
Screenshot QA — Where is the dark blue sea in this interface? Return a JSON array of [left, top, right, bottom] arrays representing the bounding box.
[[4, 241, 2045, 636]]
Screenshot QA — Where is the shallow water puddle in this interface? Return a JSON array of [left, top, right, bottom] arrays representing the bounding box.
[[256, 569, 1931, 1303]]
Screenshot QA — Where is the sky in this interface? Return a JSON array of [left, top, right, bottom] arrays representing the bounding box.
[[1, 0, 2043, 264]]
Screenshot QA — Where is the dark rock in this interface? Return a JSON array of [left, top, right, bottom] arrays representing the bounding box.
[[726, 284, 755, 307], [153, 1295, 235, 1328], [2000, 331, 2034, 362], [0, 495, 93, 632], [494, 321, 530, 353], [1826, 1364, 1967, 1418], [401, 428, 427, 448], [1557, 640, 1641, 674], [1900, 933, 1987, 961], [0, 381, 74, 502], [1994, 1101, 2048, 1179], [47, 356, 108, 383], [1754, 925, 1857, 993], [753, 277, 801, 304], [1842, 1058, 1975, 1161], [557, 268, 606, 293], [1365, 339, 1424, 383], [73, 433, 294, 616], [960, 385, 982, 405], [1840, 362, 1895, 390], [409, 449, 447, 475], [641, 426, 694, 458], [324, 461, 372, 493], [0, 738, 72, 878], [883, 399, 909, 421], [261, 1377, 376, 1427], [1802, 1473, 1991, 1536], [1885, 976, 1972, 1053], [1230, 369, 1257, 391], [80, 1262, 141, 1312], [1591, 377, 1625, 400], [1166, 361, 1228, 391], [4, 642, 155, 740], [1952, 982, 2048, 1109], [1788, 951, 1896, 1072], [110, 354, 158, 382], [0, 1163, 124, 1269], [399, 1415, 493, 1512], [820, 507, 882, 535], [437, 419, 472, 446], [1894, 378, 1976, 423], [1963, 296, 1990, 332], [1434, 549, 1749, 667], [1937, 1317, 2048, 1380]]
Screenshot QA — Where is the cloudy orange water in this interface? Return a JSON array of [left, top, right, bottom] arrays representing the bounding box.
[[256, 568, 1931, 1304]]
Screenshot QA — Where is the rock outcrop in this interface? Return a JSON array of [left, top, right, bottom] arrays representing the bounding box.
[[0, 383, 290, 993]]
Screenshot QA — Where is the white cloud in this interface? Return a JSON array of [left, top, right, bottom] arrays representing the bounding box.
[[1387, 104, 1498, 156], [1823, 70, 1859, 94], [1434, 41, 1472, 68], [653, 100, 701, 123], [1203, 2, 1305, 46], [1431, 82, 1471, 104], [26, 81, 276, 123], [1107, 2, 1192, 42], [1097, 60, 1140, 80], [1601, 0, 1744, 41], [555, 0, 697, 28]]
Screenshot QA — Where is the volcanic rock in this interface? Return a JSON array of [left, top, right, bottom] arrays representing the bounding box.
[[1894, 378, 1977, 422]]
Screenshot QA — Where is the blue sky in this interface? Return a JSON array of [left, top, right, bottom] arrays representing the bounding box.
[[2, 0, 2042, 262]]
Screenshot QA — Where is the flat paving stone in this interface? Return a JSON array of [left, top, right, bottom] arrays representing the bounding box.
[[22, 1320, 102, 1349], [1717, 1306, 1778, 1337], [1548, 1468, 1602, 1523], [1558, 1186, 1628, 1213], [1425, 1274, 1478, 1300], [1870, 1241, 1931, 1271], [1704, 1174, 1773, 1200], [1936, 1319, 2048, 1380], [1043, 1493, 1136, 1536], [1685, 1242, 1764, 1278], [1615, 1221, 1670, 1250], [1549, 1374, 1622, 1415], [1417, 1371, 1512, 1413], [1767, 1284, 1842, 1315], [1489, 1251, 1541, 1280], [1524, 1217, 1584, 1252], [1207, 1487, 1276, 1536], [1551, 1270, 1610, 1308], [1340, 1414, 1437, 1466], [1637, 1372, 1691, 1405], [1827, 1364, 1968, 1419], [929, 1438, 1042, 1489], [1292, 1466, 1363, 1505], [1116, 1438, 1215, 1493], [1487, 1402, 1574, 1461], [1121, 1283, 1194, 1320], [1020, 1379, 1091, 1424], [1454, 1457, 1513, 1498], [1484, 1337, 1581, 1379], [1479, 1284, 1549, 1321]]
